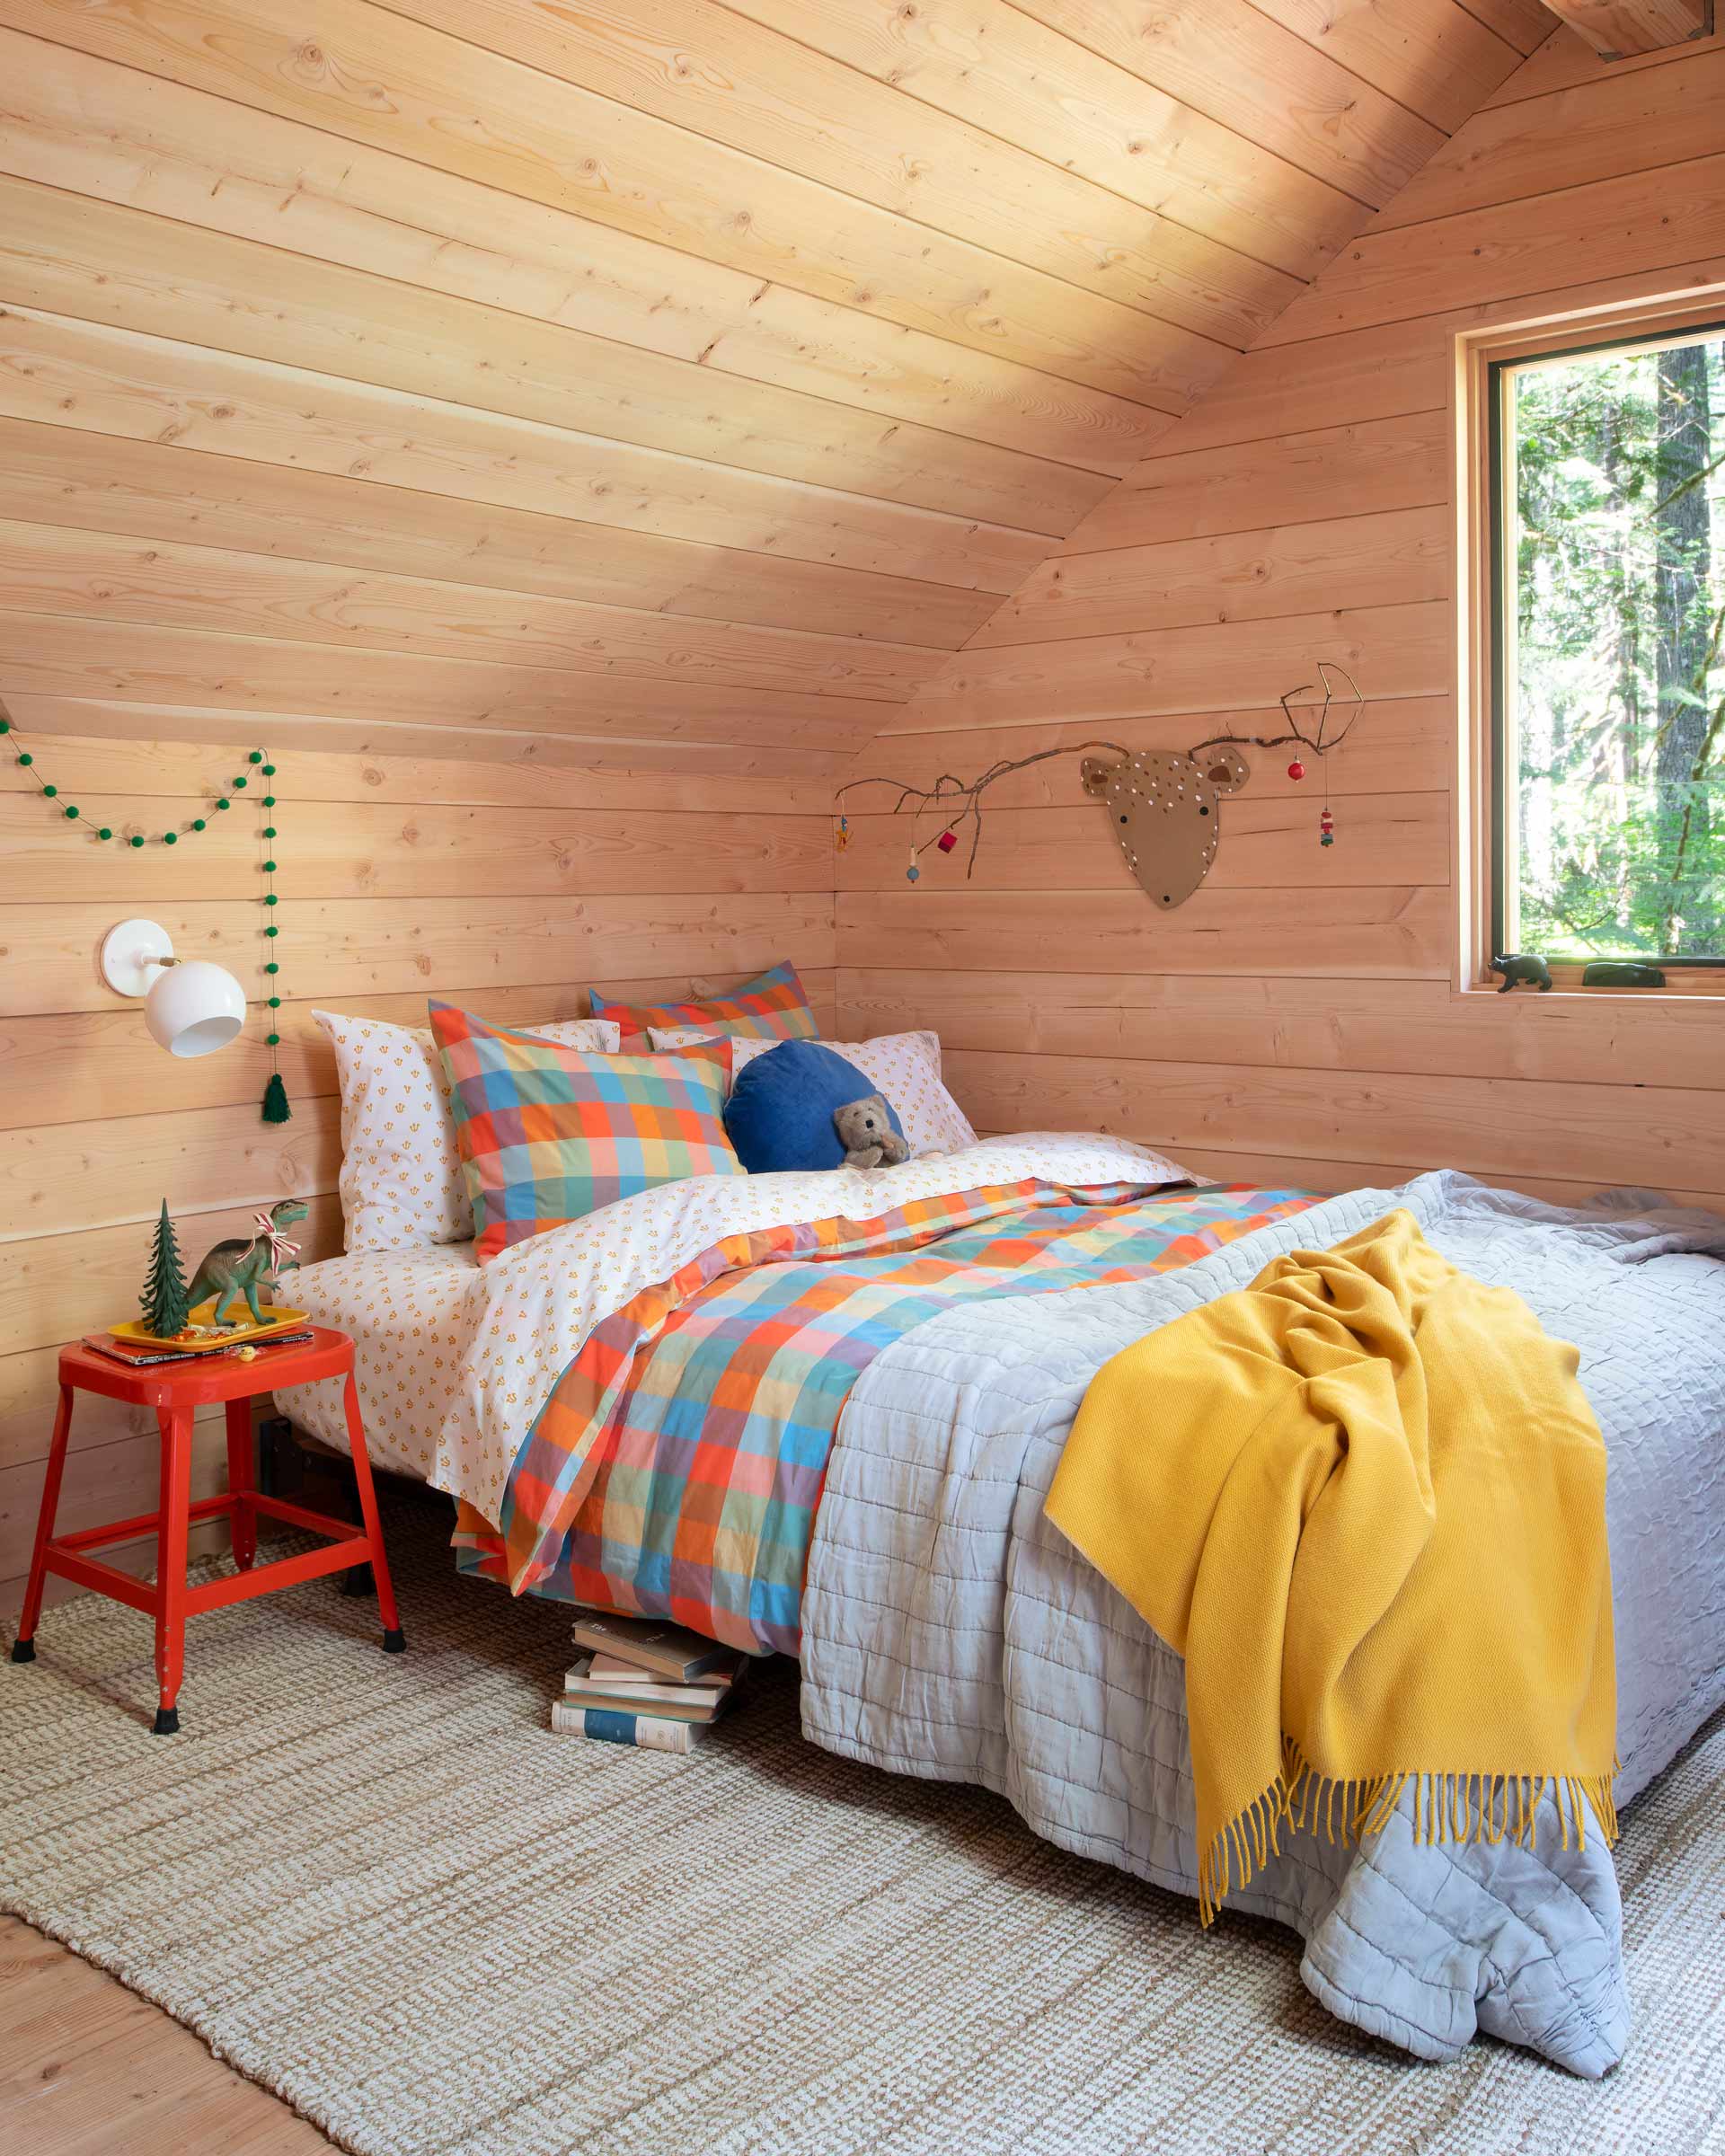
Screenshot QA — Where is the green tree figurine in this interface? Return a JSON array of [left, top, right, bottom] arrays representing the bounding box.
[[140, 1200, 191, 1339]]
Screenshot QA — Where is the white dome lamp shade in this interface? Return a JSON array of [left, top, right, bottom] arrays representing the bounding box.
[[101, 918, 247, 1058]]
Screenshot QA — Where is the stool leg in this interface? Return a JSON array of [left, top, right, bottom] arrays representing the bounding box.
[[339, 1457, 375, 1598], [12, 1384, 75, 1661], [153, 1408, 192, 1734], [225, 1397, 257, 1571], [343, 1375, 403, 1653]]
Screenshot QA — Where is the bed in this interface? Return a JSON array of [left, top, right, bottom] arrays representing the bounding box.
[[277, 1133, 1725, 2077]]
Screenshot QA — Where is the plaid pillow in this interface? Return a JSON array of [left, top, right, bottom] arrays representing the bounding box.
[[588, 959, 818, 1052], [316, 1009, 620, 1251], [429, 1004, 742, 1261]]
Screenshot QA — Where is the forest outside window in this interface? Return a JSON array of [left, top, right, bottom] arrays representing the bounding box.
[[1494, 320, 1725, 973]]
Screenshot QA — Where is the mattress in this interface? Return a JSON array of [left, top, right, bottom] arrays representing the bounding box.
[[282, 1241, 483, 1483]]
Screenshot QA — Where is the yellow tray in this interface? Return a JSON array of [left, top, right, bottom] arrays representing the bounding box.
[[110, 1305, 311, 1354]]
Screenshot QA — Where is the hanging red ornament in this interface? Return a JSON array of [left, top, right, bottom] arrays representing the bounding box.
[[936, 828, 957, 853], [1287, 759, 1305, 782]]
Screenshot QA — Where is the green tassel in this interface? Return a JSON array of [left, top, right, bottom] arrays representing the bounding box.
[[261, 1072, 291, 1124]]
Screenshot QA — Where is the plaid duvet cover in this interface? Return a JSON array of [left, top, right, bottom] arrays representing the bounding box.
[[454, 1180, 1320, 1652]]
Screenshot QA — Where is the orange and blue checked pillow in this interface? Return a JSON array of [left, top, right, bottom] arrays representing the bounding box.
[[453, 1180, 1322, 1653], [588, 959, 818, 1052], [429, 1003, 744, 1263]]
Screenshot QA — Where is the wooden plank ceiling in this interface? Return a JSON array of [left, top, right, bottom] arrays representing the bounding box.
[[0, 0, 1552, 776]]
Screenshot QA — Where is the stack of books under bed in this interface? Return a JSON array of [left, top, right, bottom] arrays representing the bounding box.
[[551, 1613, 745, 1753]]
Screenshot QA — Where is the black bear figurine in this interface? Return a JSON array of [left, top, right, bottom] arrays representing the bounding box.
[[1490, 952, 1552, 994]]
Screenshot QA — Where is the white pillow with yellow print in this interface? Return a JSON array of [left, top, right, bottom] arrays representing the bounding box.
[[650, 1025, 977, 1160], [317, 1010, 620, 1250]]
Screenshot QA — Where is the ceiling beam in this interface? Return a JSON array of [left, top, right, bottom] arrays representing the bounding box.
[[1536, 0, 1712, 59]]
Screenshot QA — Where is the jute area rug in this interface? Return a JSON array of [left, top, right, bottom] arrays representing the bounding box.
[[3, 1494, 1721, 2156]]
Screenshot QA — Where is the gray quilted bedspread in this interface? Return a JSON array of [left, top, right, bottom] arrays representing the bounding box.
[[799, 1171, 1725, 2075]]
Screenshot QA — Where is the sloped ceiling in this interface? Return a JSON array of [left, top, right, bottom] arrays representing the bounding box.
[[0, 0, 1552, 778]]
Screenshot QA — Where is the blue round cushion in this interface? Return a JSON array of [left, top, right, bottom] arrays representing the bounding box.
[[722, 1039, 906, 1175]]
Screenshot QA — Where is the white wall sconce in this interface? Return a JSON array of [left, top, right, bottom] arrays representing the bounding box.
[[101, 918, 247, 1058]]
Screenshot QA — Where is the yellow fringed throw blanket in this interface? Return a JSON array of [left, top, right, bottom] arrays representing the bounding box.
[[1045, 1210, 1617, 1923]]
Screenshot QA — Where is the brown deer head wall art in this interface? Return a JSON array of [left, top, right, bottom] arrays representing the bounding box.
[[1079, 745, 1251, 910], [831, 665, 1363, 906]]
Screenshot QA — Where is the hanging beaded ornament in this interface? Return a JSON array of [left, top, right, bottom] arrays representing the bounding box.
[[1191, 663, 1362, 852], [834, 739, 1134, 888]]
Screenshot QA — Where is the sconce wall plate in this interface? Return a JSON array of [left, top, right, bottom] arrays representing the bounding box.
[[101, 917, 174, 999]]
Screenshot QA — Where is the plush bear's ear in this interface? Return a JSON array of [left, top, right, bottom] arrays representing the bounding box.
[[1080, 757, 1117, 800]]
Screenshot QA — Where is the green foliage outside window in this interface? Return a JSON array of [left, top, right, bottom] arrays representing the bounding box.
[[1505, 326, 1724, 961]]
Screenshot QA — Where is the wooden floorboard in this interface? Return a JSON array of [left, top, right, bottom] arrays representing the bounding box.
[[0, 1915, 332, 2153]]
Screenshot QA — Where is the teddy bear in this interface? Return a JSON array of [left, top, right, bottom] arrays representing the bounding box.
[[833, 1093, 910, 1170]]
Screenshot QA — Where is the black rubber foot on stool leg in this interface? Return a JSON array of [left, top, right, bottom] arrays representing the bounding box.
[[382, 1628, 406, 1655], [10, 1637, 35, 1663], [153, 1706, 180, 1736], [341, 1563, 376, 1598]]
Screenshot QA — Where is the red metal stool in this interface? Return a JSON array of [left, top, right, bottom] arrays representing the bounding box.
[[9, 1327, 403, 1732]]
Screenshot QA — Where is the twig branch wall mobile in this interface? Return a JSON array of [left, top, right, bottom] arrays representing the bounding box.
[[834, 665, 1366, 906], [835, 739, 1133, 879], [0, 693, 292, 1120]]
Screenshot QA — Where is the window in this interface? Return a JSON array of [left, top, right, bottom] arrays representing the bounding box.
[[1493, 320, 1725, 970]]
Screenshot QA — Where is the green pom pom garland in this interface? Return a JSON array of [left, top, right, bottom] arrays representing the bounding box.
[[2, 715, 291, 1125]]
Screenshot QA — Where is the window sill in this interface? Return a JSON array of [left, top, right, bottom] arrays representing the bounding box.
[[1455, 978, 1725, 1006]]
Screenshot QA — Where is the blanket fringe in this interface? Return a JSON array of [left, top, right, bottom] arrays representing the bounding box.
[[1195, 1739, 1620, 1925]]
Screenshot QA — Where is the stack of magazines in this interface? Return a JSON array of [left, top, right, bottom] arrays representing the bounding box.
[[550, 1613, 745, 1754]]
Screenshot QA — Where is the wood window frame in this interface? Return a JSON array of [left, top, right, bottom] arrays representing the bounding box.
[[1455, 285, 1725, 1002]]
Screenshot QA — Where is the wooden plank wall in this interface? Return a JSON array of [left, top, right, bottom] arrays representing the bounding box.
[[840, 24, 1725, 1211], [0, 0, 1544, 757], [0, 723, 834, 1615]]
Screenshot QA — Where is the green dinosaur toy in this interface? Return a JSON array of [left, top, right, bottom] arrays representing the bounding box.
[[186, 1198, 310, 1327]]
